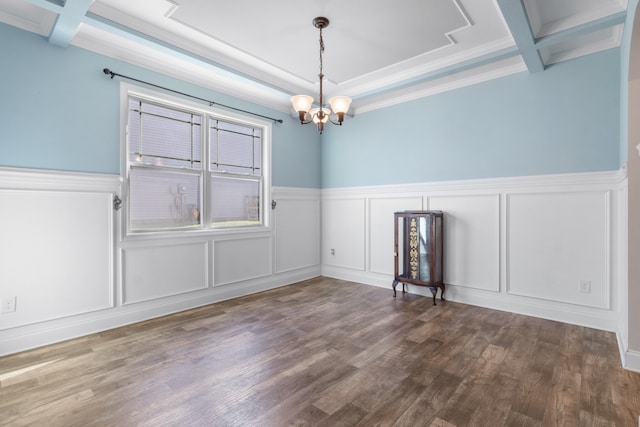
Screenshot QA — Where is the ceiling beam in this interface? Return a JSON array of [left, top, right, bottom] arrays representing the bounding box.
[[48, 0, 94, 47], [535, 10, 626, 48], [22, 0, 63, 13], [496, 0, 544, 73], [18, 1, 286, 97]]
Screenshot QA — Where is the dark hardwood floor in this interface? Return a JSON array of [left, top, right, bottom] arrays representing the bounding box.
[[1, 277, 639, 426]]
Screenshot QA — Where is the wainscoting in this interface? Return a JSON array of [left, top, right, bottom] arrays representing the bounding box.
[[0, 167, 320, 356], [0, 167, 633, 370], [321, 170, 627, 335]]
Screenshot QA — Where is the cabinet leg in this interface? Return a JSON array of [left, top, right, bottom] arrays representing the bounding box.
[[430, 286, 437, 305], [429, 284, 446, 305], [392, 280, 398, 297], [429, 286, 438, 305]]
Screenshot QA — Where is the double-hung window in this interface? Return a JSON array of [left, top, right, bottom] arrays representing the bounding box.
[[125, 88, 269, 233]]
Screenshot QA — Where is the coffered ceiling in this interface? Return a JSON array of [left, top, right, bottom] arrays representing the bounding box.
[[0, 0, 628, 116]]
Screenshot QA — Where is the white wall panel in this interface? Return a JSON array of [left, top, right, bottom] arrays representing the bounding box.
[[507, 191, 610, 308], [0, 190, 113, 329], [0, 165, 626, 360], [369, 197, 423, 275], [274, 199, 320, 273], [322, 198, 366, 270], [429, 194, 500, 291], [321, 170, 623, 333], [123, 242, 208, 304], [214, 237, 272, 285], [0, 170, 322, 356]]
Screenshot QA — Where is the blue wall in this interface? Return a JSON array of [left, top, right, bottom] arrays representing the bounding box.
[[0, 23, 321, 188], [0, 22, 624, 190], [322, 49, 621, 188]]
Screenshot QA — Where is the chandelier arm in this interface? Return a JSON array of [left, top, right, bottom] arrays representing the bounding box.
[[327, 116, 341, 126]]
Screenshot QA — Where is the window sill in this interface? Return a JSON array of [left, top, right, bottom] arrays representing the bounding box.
[[120, 224, 272, 246]]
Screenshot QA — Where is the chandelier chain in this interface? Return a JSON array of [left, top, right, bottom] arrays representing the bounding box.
[[319, 27, 325, 77]]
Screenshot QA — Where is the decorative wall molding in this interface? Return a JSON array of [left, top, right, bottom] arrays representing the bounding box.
[[428, 193, 501, 292], [213, 236, 274, 286], [505, 190, 612, 309], [322, 169, 626, 197], [321, 169, 626, 335], [368, 196, 423, 275], [273, 188, 321, 274], [0, 265, 320, 357], [322, 197, 367, 271], [122, 241, 209, 304], [0, 169, 321, 357], [0, 166, 121, 192], [0, 166, 631, 369], [0, 189, 116, 329]]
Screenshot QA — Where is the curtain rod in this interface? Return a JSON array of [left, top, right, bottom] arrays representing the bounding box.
[[102, 68, 284, 124]]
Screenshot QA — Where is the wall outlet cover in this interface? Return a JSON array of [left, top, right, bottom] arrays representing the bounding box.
[[1, 296, 16, 313], [579, 280, 591, 294]]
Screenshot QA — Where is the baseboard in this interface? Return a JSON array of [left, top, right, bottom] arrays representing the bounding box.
[[621, 345, 640, 373], [0, 267, 320, 357], [321, 266, 618, 332]]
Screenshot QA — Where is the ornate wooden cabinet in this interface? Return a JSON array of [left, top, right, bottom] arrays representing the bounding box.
[[393, 210, 445, 305]]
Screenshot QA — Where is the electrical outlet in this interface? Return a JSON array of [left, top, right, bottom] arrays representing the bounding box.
[[1, 296, 16, 313], [579, 280, 591, 294]]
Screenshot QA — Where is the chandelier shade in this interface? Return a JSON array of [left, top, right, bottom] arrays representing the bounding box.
[[291, 95, 314, 121], [290, 17, 352, 134]]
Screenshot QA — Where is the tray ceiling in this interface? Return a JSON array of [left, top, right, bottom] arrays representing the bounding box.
[[0, 0, 628, 115]]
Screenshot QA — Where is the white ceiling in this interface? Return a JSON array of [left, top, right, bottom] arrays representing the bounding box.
[[0, 0, 628, 116]]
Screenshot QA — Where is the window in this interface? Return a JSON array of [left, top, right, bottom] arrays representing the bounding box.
[[125, 89, 269, 233]]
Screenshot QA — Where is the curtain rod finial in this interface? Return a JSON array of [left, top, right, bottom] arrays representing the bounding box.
[[103, 68, 114, 78]]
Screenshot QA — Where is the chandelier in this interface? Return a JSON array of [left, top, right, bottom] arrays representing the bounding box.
[[290, 17, 352, 134]]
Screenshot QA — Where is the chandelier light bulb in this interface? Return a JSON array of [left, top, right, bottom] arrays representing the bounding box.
[[309, 107, 330, 124]]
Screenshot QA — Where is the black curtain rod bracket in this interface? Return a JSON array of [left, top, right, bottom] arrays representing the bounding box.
[[102, 68, 283, 124]]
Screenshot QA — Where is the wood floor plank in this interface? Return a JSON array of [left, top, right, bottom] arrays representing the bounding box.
[[468, 374, 518, 427], [542, 367, 582, 426], [353, 377, 426, 427], [504, 410, 543, 427], [1, 277, 639, 426], [392, 371, 463, 426]]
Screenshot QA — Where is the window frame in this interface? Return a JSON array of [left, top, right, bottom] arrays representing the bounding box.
[[119, 83, 272, 238]]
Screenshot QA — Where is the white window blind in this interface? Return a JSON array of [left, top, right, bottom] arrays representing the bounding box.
[[126, 94, 266, 232]]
